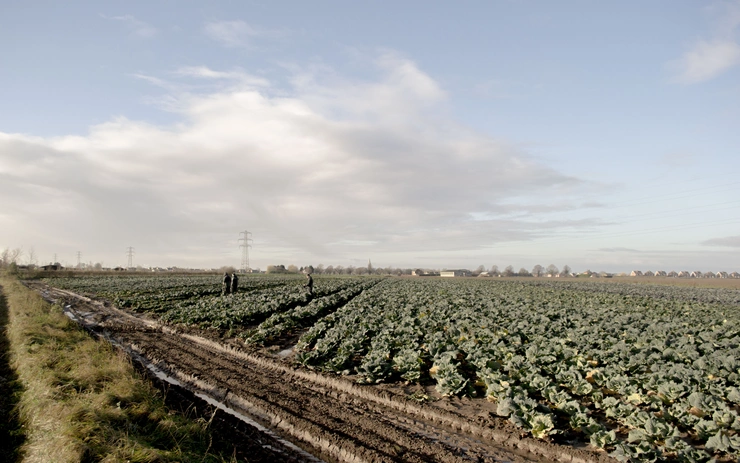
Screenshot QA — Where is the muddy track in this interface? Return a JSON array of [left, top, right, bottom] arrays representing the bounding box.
[[29, 282, 617, 463]]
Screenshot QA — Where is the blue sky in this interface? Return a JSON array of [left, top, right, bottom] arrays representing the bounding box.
[[1, 1, 739, 272]]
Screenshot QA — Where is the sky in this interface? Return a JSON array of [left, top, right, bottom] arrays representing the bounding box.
[[1, 1, 739, 273]]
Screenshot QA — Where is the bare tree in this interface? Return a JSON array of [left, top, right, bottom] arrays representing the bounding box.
[[473, 265, 486, 276], [503, 265, 515, 277], [560, 265, 571, 277], [546, 264, 559, 277], [27, 247, 37, 267], [518, 267, 531, 277], [489, 265, 500, 276], [532, 264, 544, 277], [0, 248, 9, 268]]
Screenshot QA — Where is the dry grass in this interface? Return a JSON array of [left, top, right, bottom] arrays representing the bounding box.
[[0, 284, 24, 463], [0, 275, 240, 463]]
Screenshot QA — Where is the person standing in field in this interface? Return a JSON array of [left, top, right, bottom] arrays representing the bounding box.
[[230, 272, 238, 294], [304, 272, 313, 297], [222, 272, 231, 296]]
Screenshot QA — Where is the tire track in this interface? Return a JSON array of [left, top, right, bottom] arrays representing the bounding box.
[[29, 282, 617, 463]]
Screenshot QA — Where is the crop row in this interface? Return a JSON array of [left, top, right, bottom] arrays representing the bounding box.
[[295, 278, 740, 462]]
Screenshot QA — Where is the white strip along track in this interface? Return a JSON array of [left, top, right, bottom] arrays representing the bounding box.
[[58, 300, 326, 463], [43, 284, 610, 463]]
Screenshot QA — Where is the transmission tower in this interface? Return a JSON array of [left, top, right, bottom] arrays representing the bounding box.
[[238, 231, 252, 272], [77, 251, 82, 269], [126, 247, 135, 268]]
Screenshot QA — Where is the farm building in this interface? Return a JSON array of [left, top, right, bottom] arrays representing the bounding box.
[[667, 271, 678, 277], [413, 269, 440, 277], [678, 271, 691, 278], [630, 270, 643, 276], [440, 269, 471, 277], [731, 272, 740, 278], [717, 271, 729, 278], [690, 271, 702, 278], [654, 270, 667, 277], [40, 263, 63, 271]]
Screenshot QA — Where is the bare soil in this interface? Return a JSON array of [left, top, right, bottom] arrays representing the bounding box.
[[29, 282, 618, 463]]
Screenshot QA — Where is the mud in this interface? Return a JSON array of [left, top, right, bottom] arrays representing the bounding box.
[[29, 282, 618, 463]]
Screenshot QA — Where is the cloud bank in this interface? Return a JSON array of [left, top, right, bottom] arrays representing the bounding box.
[[704, 235, 740, 247], [0, 54, 588, 268]]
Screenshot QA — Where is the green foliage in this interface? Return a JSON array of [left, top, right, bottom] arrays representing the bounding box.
[[41, 274, 740, 462]]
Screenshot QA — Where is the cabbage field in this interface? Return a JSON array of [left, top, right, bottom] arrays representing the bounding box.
[[40, 274, 740, 463]]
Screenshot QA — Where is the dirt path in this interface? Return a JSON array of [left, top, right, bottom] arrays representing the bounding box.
[[29, 282, 617, 463]]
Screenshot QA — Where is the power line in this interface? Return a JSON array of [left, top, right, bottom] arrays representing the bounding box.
[[599, 180, 740, 210]]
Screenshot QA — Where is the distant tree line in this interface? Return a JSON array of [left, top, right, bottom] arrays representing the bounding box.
[[471, 264, 572, 277], [265, 263, 574, 277], [266, 263, 420, 276]]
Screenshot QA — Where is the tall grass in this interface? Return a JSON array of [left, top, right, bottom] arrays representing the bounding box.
[[0, 275, 240, 463], [0, 285, 24, 463]]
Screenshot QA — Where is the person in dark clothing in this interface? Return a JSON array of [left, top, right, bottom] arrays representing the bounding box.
[[304, 273, 313, 296], [222, 272, 231, 296], [230, 272, 239, 294]]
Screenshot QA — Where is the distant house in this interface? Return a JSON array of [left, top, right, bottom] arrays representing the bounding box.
[[730, 272, 740, 279], [654, 270, 667, 277], [690, 271, 702, 278], [703, 271, 715, 279], [644, 270, 655, 277], [630, 270, 643, 277], [667, 271, 678, 277], [414, 269, 440, 277], [40, 263, 63, 271], [678, 271, 691, 278], [441, 269, 471, 277], [717, 271, 729, 278]]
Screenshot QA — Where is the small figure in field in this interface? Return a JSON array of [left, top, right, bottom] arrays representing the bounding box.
[[230, 272, 239, 294], [304, 272, 313, 297], [222, 272, 231, 296]]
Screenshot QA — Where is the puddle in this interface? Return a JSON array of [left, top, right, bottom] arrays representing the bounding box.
[[60, 302, 324, 463]]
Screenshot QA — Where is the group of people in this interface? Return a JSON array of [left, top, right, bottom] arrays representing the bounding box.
[[222, 272, 239, 295], [221, 271, 314, 297]]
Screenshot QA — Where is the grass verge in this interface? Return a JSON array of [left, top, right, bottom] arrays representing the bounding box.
[[0, 274, 242, 463], [0, 282, 25, 463]]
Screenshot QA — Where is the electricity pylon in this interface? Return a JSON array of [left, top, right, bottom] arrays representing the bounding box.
[[126, 247, 135, 268], [238, 231, 252, 273]]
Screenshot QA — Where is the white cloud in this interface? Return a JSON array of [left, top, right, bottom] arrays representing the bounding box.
[[203, 20, 284, 48], [174, 66, 271, 87], [673, 39, 740, 84], [672, 1, 740, 84], [0, 56, 590, 268], [101, 14, 158, 38], [704, 235, 740, 247]]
